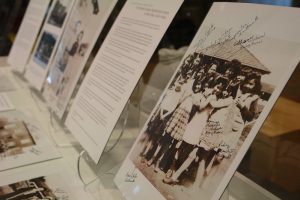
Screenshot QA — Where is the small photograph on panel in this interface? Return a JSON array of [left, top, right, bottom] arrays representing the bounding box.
[[48, 0, 73, 28], [0, 175, 70, 200], [43, 0, 117, 117], [33, 31, 57, 69], [0, 119, 35, 158], [46, 22, 86, 100], [0, 110, 61, 172]]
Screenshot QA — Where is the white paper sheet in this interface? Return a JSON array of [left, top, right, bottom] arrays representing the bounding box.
[[65, 0, 184, 163], [7, 0, 51, 73], [114, 3, 300, 200], [0, 93, 15, 112], [42, 0, 117, 119], [24, 0, 75, 91], [0, 110, 61, 171]]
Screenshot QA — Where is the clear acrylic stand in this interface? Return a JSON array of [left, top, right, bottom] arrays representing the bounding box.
[[76, 98, 137, 200], [75, 76, 145, 199], [104, 99, 130, 153]]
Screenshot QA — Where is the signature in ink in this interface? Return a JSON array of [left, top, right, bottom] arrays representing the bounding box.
[[125, 168, 138, 182], [207, 16, 265, 49], [58, 194, 69, 200], [194, 24, 216, 49], [28, 123, 40, 132], [234, 33, 265, 47], [54, 188, 68, 194], [54, 188, 69, 200], [29, 147, 42, 155]]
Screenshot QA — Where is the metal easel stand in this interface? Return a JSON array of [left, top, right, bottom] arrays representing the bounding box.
[[104, 99, 130, 153], [77, 150, 126, 200]]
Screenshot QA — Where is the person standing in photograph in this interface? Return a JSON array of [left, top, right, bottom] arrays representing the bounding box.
[[229, 72, 261, 150], [67, 30, 84, 56], [161, 79, 214, 183], [223, 59, 244, 98], [146, 74, 195, 172], [199, 72, 262, 191], [139, 81, 184, 163], [92, 0, 99, 14]]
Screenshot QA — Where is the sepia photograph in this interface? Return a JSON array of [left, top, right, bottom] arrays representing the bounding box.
[[0, 119, 35, 157], [47, 0, 73, 28], [130, 46, 273, 199], [115, 3, 300, 200], [0, 160, 94, 200], [0, 175, 70, 200], [33, 31, 57, 69], [0, 111, 60, 171]]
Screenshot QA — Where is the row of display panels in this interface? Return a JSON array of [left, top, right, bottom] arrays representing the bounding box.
[[3, 0, 300, 199]]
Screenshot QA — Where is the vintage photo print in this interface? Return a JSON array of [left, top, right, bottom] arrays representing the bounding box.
[[0, 120, 35, 157], [33, 31, 57, 69], [0, 160, 93, 200], [0, 175, 68, 200], [0, 110, 60, 171], [47, 0, 73, 28], [43, 0, 117, 118], [115, 3, 300, 200]]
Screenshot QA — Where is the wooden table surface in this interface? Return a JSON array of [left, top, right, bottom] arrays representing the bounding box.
[[260, 97, 300, 138]]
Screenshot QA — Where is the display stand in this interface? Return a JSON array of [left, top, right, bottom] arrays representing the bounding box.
[[77, 150, 91, 185], [74, 97, 137, 197], [104, 99, 130, 153], [74, 85, 142, 199]]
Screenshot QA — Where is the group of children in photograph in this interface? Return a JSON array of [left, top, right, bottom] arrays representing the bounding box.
[[137, 50, 264, 190]]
